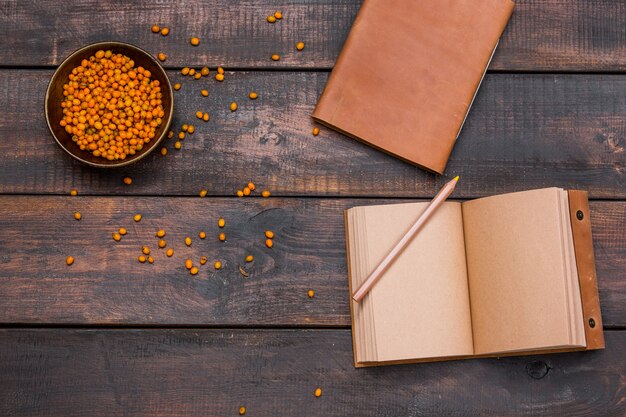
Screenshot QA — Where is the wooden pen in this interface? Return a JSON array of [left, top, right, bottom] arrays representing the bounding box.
[[352, 176, 460, 302]]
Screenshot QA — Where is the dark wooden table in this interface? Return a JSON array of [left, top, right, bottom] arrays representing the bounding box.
[[1, 1, 625, 415]]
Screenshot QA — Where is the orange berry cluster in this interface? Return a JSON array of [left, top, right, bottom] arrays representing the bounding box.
[[59, 50, 165, 161]]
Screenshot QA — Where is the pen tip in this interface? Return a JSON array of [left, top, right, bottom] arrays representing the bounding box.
[[453, 175, 459, 182]]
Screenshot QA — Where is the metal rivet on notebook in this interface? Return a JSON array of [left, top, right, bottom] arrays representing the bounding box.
[[576, 210, 584, 220], [589, 318, 596, 328]]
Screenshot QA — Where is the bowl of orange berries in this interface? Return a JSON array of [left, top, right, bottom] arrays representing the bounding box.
[[45, 41, 173, 167]]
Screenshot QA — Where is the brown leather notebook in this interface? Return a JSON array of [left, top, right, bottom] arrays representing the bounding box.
[[313, 0, 515, 174], [345, 189, 604, 367]]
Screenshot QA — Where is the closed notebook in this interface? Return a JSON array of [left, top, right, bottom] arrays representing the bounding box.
[[313, 0, 515, 174], [345, 188, 604, 367]]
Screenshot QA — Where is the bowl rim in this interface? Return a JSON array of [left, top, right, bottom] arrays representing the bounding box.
[[44, 41, 174, 168]]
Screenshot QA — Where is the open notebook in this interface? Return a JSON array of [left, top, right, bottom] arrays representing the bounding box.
[[345, 188, 604, 367]]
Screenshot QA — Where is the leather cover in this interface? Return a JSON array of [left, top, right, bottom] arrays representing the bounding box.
[[313, 0, 515, 174], [346, 190, 604, 367]]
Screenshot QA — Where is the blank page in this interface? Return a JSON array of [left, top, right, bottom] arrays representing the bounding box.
[[348, 201, 474, 362], [462, 188, 585, 354]]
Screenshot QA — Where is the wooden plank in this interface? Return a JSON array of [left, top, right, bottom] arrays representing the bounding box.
[[0, 196, 623, 327], [1, 70, 625, 198], [0, 328, 624, 416], [1, 0, 625, 71]]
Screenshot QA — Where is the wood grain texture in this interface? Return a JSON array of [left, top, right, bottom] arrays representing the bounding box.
[[0, 196, 623, 327], [0, 328, 624, 416], [1, 0, 625, 71], [1, 70, 625, 198]]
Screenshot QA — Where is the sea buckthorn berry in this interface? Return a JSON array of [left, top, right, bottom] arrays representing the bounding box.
[[271, 54, 280, 61], [215, 73, 224, 81], [174, 141, 182, 150], [185, 259, 193, 270], [66, 256, 74, 266], [161, 147, 167, 156], [190, 37, 200, 46], [312, 127, 320, 136], [214, 261, 222, 270], [308, 290, 315, 298], [112, 233, 121, 241], [182, 67, 190, 76], [148, 256, 154, 264], [134, 214, 142, 222], [274, 11, 283, 19], [185, 237, 192, 246], [201, 89, 209, 97], [60, 49, 164, 162], [74, 212, 81, 221], [188, 68, 196, 76], [218, 232, 226, 242], [217, 218, 225, 228], [236, 190, 244, 197], [187, 125, 195, 134], [190, 266, 199, 275], [151, 25, 160, 33], [158, 239, 167, 248], [217, 67, 225, 74], [239, 406, 246, 415], [70, 189, 78, 196], [156, 230, 166, 238], [201, 67, 210, 76], [249, 92, 258, 100], [195, 111, 203, 119], [261, 190, 270, 198], [202, 113, 209, 122], [245, 255, 254, 263], [160, 27, 169, 36], [157, 52, 166, 62], [166, 248, 174, 257], [265, 230, 274, 239], [243, 187, 251, 196], [119, 227, 127, 236], [178, 132, 185, 140], [247, 182, 255, 191], [200, 256, 207, 265], [194, 72, 201, 80], [265, 238, 273, 248], [230, 102, 238, 112], [199, 189, 208, 197], [296, 41, 305, 51], [174, 83, 181, 91], [123, 176, 133, 185], [138, 255, 146, 263], [142, 246, 150, 255], [315, 388, 322, 397], [182, 124, 189, 132], [199, 231, 206, 239], [267, 15, 276, 23]]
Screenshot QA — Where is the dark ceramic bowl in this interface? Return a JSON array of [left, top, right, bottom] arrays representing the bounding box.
[[45, 41, 173, 168]]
